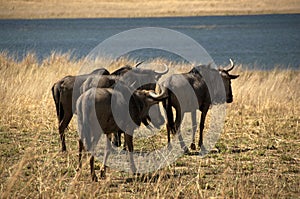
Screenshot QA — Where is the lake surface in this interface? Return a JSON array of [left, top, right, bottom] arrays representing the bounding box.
[[0, 14, 299, 69]]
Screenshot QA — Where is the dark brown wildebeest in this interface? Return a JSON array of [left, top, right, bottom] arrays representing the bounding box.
[[76, 83, 166, 181], [150, 59, 239, 151], [76, 65, 169, 180], [51, 68, 109, 151]]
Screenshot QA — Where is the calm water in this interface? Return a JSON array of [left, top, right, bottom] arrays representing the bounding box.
[[0, 14, 299, 69]]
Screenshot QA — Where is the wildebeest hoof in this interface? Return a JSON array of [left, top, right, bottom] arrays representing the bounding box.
[[190, 143, 196, 150], [92, 174, 98, 182], [167, 143, 173, 150], [100, 169, 106, 179], [76, 166, 81, 172], [200, 145, 206, 152], [183, 147, 190, 155], [133, 172, 140, 178], [199, 145, 208, 156]]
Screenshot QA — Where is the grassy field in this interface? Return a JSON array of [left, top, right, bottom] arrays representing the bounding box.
[[0, 52, 299, 198], [0, 0, 300, 19]]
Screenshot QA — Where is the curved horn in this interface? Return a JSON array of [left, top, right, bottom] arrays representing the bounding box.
[[134, 61, 144, 68], [130, 81, 137, 88], [225, 59, 235, 72], [155, 63, 169, 75], [146, 123, 155, 130], [149, 86, 168, 100]]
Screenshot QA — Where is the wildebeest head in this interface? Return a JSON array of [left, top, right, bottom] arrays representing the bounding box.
[[126, 63, 169, 88], [129, 89, 166, 127], [218, 59, 239, 103], [125, 63, 169, 128], [109, 63, 168, 129]]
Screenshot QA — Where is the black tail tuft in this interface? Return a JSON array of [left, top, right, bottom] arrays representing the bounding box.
[[51, 83, 64, 124], [165, 91, 176, 134]]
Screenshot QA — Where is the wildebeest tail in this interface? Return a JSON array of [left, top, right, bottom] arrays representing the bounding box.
[[76, 90, 93, 150], [51, 82, 64, 124], [76, 94, 84, 136], [165, 91, 176, 134]]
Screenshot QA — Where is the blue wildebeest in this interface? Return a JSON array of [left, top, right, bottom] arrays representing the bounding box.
[[150, 59, 239, 151], [51, 68, 109, 151], [76, 68, 168, 181], [51, 62, 145, 152]]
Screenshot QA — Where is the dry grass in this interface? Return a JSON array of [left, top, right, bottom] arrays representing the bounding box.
[[0, 0, 300, 19], [0, 52, 299, 198]]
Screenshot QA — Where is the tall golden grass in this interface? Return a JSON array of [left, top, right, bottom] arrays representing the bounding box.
[[0, 52, 299, 198]]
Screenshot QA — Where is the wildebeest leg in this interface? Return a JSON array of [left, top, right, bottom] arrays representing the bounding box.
[[167, 125, 171, 145], [124, 133, 137, 174], [177, 128, 189, 154], [198, 109, 208, 151], [174, 105, 182, 134], [90, 155, 98, 182], [173, 107, 189, 153], [121, 132, 128, 151], [100, 136, 112, 178], [58, 111, 73, 152], [77, 139, 84, 170], [190, 111, 197, 150], [112, 131, 122, 147], [163, 99, 172, 144]]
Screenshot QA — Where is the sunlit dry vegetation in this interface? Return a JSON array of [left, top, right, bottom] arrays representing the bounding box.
[[0, 52, 299, 198], [1, 0, 300, 19]]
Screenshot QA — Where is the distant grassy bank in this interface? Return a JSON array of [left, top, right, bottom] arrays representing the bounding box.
[[0, 52, 299, 198], [0, 0, 299, 19]]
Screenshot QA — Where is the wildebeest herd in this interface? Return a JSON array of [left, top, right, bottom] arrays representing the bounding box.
[[51, 60, 239, 181]]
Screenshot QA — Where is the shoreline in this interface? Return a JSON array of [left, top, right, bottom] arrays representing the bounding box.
[[1, 11, 299, 20], [0, 13, 299, 21], [0, 51, 298, 71], [0, 0, 299, 19]]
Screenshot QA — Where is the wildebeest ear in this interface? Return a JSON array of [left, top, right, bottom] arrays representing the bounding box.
[[219, 70, 228, 77], [134, 61, 144, 68], [229, 74, 239, 79]]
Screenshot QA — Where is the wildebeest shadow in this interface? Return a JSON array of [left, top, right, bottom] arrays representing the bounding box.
[[124, 171, 195, 183], [125, 173, 169, 183]]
